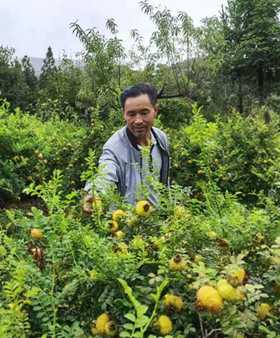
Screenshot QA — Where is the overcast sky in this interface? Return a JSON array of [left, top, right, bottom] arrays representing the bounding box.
[[1, 0, 226, 59]]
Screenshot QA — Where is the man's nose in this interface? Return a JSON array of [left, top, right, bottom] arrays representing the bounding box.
[[134, 114, 143, 124]]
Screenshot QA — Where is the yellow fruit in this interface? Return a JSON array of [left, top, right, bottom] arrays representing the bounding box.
[[135, 200, 152, 217], [163, 294, 184, 312], [92, 197, 102, 213], [114, 230, 125, 240], [104, 320, 117, 336], [169, 255, 187, 271], [90, 322, 98, 335], [155, 315, 173, 336], [127, 216, 139, 227], [217, 279, 244, 302], [257, 303, 271, 320], [229, 268, 246, 286], [107, 220, 119, 233], [30, 228, 43, 240], [95, 313, 110, 334], [174, 205, 186, 218], [112, 209, 127, 221], [196, 285, 224, 313], [116, 243, 128, 255]]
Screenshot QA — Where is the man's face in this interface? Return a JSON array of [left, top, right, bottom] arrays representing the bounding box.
[[123, 94, 158, 143]]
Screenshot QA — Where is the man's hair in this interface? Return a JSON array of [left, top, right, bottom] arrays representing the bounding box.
[[120, 83, 158, 109]]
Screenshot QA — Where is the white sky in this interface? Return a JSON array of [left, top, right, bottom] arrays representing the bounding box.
[[0, 0, 227, 58]]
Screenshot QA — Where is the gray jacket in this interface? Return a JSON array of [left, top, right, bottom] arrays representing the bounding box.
[[85, 126, 170, 205]]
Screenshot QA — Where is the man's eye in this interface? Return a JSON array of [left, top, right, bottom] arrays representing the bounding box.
[[128, 112, 136, 116], [141, 110, 149, 115]]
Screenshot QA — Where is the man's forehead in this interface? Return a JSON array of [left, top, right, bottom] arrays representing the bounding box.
[[124, 94, 154, 111]]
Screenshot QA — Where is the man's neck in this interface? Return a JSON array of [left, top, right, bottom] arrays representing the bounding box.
[[137, 132, 151, 147]]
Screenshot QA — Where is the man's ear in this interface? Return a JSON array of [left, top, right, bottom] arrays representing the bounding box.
[[154, 105, 159, 117]]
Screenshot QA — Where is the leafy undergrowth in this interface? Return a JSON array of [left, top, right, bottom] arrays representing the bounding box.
[[0, 171, 279, 338]]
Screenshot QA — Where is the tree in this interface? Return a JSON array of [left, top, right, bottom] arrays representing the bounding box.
[[0, 46, 29, 108], [70, 20, 125, 123], [221, 0, 280, 110], [21, 55, 38, 109], [39, 46, 58, 98], [22, 56, 37, 90]]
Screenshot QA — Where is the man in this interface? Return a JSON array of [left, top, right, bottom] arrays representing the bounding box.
[[83, 83, 170, 212]]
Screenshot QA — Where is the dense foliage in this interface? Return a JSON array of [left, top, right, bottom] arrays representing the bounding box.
[[1, 1, 280, 337]]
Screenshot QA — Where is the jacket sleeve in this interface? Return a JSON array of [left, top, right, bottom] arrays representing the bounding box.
[[84, 148, 120, 196]]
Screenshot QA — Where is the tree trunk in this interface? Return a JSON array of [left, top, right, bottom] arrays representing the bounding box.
[[258, 64, 264, 104], [237, 72, 243, 114]]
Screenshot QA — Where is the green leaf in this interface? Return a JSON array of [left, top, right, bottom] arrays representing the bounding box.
[[124, 313, 136, 322]]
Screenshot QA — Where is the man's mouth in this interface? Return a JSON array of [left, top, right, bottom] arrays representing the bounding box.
[[134, 127, 145, 132]]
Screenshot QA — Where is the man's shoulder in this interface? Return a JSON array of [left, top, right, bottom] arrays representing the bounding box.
[[152, 127, 168, 139], [103, 127, 128, 152], [152, 127, 169, 149]]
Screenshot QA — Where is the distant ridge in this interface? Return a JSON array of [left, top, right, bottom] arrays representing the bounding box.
[[29, 56, 83, 77]]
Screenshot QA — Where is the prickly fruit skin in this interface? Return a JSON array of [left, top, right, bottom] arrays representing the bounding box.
[[112, 209, 127, 221], [95, 313, 110, 334], [196, 285, 224, 313], [30, 228, 43, 240], [229, 268, 246, 286], [163, 294, 184, 312], [257, 303, 271, 320], [169, 255, 186, 271], [104, 320, 117, 337], [156, 315, 173, 336], [92, 197, 102, 213], [114, 230, 125, 240], [217, 279, 244, 302], [135, 200, 152, 217], [107, 220, 119, 233]]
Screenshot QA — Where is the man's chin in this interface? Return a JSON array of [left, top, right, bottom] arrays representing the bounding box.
[[132, 130, 146, 138]]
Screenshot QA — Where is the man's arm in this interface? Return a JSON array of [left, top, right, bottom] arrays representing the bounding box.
[[83, 148, 120, 213]]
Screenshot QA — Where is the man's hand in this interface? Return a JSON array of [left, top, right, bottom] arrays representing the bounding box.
[[83, 194, 93, 214]]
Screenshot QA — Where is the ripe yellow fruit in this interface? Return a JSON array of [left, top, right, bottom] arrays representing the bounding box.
[[155, 315, 173, 336], [217, 279, 244, 302], [95, 313, 110, 334], [127, 216, 139, 227], [90, 322, 98, 335], [135, 200, 152, 217], [30, 228, 43, 240], [114, 230, 125, 240], [107, 220, 119, 233], [257, 303, 271, 320], [229, 267, 246, 286], [169, 255, 187, 271], [116, 243, 128, 255], [92, 197, 102, 213], [104, 320, 117, 336], [163, 294, 184, 312], [174, 205, 187, 218], [112, 209, 127, 221], [196, 285, 224, 313]]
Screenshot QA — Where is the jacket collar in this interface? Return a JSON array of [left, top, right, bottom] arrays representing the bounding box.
[[125, 126, 166, 152]]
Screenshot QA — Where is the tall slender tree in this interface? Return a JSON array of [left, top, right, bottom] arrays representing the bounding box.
[[221, 0, 280, 109]]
